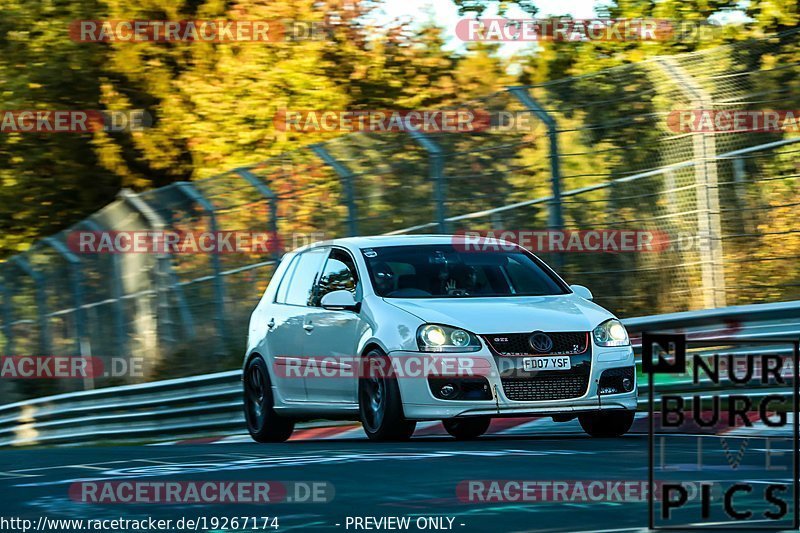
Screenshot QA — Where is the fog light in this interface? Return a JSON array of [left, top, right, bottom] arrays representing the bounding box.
[[440, 384, 457, 398], [622, 377, 633, 391]]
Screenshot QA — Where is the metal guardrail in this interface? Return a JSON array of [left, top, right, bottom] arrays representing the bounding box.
[[1, 300, 798, 447], [0, 371, 241, 447]]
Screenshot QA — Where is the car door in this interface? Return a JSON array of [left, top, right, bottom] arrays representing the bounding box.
[[267, 247, 328, 402], [302, 247, 362, 404]]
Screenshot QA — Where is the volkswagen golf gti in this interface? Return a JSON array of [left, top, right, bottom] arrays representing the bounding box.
[[243, 235, 637, 442]]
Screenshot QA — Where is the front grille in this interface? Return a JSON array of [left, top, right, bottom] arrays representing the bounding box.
[[484, 332, 589, 356], [501, 375, 589, 401]]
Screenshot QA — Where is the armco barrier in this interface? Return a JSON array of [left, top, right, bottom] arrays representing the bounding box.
[[0, 300, 798, 447]]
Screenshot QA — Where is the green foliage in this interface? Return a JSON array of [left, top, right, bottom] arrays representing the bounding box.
[[451, 0, 539, 16], [1, 0, 798, 314], [0, 0, 517, 259]]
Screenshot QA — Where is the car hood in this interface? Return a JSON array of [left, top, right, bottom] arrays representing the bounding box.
[[383, 295, 615, 334]]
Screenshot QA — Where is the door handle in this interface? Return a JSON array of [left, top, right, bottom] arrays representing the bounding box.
[[267, 318, 275, 330], [303, 322, 314, 332]]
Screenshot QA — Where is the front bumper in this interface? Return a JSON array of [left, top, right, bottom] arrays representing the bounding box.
[[389, 346, 637, 420]]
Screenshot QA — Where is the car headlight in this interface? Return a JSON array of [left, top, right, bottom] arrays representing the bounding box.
[[592, 319, 630, 347], [417, 324, 481, 353]]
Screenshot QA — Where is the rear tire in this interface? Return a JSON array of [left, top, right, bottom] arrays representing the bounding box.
[[443, 417, 491, 440], [579, 410, 635, 437], [244, 356, 295, 443], [359, 349, 416, 441]]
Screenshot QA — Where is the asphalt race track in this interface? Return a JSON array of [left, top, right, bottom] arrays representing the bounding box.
[[1, 420, 795, 533]]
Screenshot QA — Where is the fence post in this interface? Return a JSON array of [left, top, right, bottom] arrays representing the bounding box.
[[657, 58, 726, 309], [41, 238, 88, 362], [309, 144, 359, 236], [9, 256, 51, 355], [175, 182, 227, 355], [119, 190, 195, 345], [0, 280, 13, 355], [234, 168, 282, 262], [408, 130, 448, 233], [507, 86, 564, 268]]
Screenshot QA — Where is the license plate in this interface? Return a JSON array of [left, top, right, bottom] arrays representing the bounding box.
[[523, 356, 571, 371]]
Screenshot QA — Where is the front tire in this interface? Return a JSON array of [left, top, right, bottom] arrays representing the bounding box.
[[443, 417, 491, 440], [244, 356, 295, 443], [359, 349, 416, 441], [579, 410, 635, 437]]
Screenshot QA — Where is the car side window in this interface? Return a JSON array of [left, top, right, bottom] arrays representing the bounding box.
[[284, 248, 328, 306], [274, 255, 299, 304], [311, 249, 358, 307]]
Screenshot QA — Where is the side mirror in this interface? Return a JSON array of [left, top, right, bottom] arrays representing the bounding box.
[[321, 289, 360, 311], [570, 284, 593, 301]]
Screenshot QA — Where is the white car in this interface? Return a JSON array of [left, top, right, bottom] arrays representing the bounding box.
[[243, 235, 637, 442]]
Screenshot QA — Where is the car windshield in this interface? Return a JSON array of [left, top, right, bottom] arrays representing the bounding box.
[[362, 244, 569, 298]]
